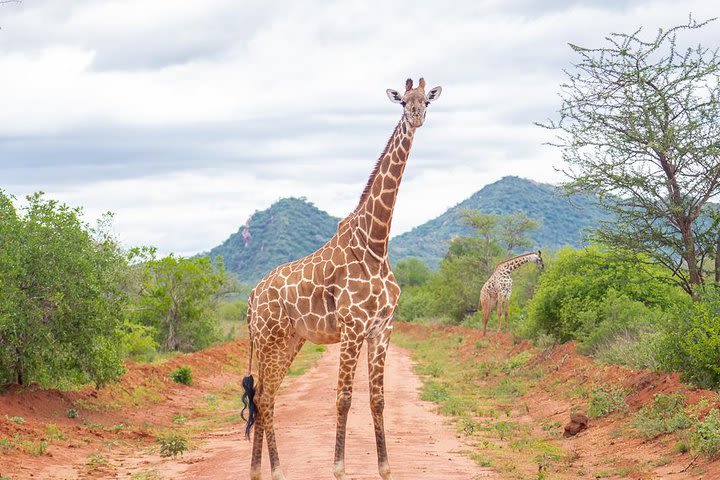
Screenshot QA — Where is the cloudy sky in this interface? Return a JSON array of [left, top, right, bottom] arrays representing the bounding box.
[[1, 0, 718, 255]]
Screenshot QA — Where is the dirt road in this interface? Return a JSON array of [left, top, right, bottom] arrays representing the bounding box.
[[121, 343, 495, 479]]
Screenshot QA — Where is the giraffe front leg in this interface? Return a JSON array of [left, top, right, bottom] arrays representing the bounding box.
[[333, 331, 364, 480], [367, 330, 393, 480]]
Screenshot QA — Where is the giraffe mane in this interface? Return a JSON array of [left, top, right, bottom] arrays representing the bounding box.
[[495, 252, 537, 268], [351, 120, 401, 215]]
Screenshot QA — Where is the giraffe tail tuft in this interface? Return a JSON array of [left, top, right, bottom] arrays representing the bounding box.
[[241, 374, 257, 440]]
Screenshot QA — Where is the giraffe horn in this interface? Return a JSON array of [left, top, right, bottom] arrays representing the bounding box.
[[418, 77, 426, 90], [405, 78, 413, 91]]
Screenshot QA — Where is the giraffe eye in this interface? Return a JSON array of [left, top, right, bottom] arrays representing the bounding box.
[[400, 101, 406, 107], [425, 101, 430, 106]]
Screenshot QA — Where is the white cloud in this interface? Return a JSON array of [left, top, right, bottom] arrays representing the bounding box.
[[1, 0, 719, 255]]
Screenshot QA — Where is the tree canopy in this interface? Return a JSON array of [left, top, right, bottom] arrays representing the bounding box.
[[540, 17, 720, 297]]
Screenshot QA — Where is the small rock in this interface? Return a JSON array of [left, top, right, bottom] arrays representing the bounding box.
[[563, 412, 589, 437]]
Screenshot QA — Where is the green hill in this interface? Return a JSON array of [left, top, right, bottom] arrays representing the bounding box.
[[206, 177, 606, 283], [207, 197, 340, 284], [388, 176, 605, 268]]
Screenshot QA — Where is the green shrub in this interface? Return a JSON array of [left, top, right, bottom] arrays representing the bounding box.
[[120, 320, 158, 361], [169, 366, 192, 386], [632, 393, 691, 439], [587, 386, 628, 418], [394, 258, 432, 288], [656, 289, 720, 389], [527, 247, 685, 343], [158, 433, 187, 457], [691, 409, 720, 459], [67, 408, 78, 419]]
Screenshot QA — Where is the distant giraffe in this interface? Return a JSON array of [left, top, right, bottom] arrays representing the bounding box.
[[479, 251, 543, 335], [241, 78, 442, 480]]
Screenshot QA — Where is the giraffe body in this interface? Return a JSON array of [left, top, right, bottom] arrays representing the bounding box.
[[242, 78, 442, 480], [479, 251, 543, 335]]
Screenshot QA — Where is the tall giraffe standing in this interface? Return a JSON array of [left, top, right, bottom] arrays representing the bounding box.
[[479, 251, 543, 336], [241, 78, 442, 480]]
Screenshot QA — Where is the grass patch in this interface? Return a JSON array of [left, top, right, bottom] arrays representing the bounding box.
[[691, 408, 720, 459], [587, 386, 628, 419], [131, 470, 167, 480], [44, 424, 67, 441], [158, 433, 188, 458], [85, 454, 109, 471], [287, 343, 327, 376], [632, 393, 691, 439]]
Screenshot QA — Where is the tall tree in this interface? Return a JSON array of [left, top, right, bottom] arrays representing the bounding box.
[[540, 17, 720, 297]]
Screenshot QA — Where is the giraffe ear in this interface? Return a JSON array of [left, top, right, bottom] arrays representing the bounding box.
[[386, 89, 403, 104], [426, 86, 442, 102]]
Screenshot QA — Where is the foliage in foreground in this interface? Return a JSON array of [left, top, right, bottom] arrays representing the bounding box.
[[656, 289, 720, 389], [0, 191, 126, 388], [170, 366, 192, 385]]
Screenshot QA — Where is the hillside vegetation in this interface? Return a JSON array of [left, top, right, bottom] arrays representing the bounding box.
[[206, 197, 340, 284], [389, 176, 605, 268]]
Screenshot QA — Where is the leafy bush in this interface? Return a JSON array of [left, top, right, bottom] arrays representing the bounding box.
[[0, 192, 127, 388], [216, 299, 248, 324], [127, 252, 229, 352], [691, 409, 720, 459], [527, 246, 685, 343], [655, 289, 720, 389], [587, 386, 628, 418], [120, 320, 158, 362], [394, 258, 432, 288], [67, 408, 78, 419], [632, 393, 691, 439], [158, 433, 187, 457], [170, 366, 192, 386]]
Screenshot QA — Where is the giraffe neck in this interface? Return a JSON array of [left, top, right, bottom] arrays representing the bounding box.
[[498, 253, 536, 274], [352, 115, 416, 258]]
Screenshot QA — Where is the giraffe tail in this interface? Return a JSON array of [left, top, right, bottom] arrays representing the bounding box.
[[241, 374, 257, 440], [241, 301, 257, 440]]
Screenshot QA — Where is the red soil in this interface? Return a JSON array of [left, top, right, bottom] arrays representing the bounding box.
[[1, 323, 719, 479]]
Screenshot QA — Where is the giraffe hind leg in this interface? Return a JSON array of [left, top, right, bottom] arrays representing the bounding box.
[[250, 330, 305, 480]]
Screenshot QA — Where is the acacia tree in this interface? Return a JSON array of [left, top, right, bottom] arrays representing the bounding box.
[[540, 17, 720, 297]]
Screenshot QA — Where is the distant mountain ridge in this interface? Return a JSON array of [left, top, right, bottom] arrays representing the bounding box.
[[388, 176, 605, 268], [206, 177, 605, 283]]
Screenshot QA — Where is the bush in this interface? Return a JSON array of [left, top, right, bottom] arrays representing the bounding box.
[[655, 289, 720, 389], [170, 366, 192, 386], [587, 386, 628, 418], [632, 393, 691, 439], [0, 192, 128, 388], [691, 409, 720, 459], [158, 433, 187, 457], [216, 299, 248, 324], [394, 258, 432, 288], [120, 320, 158, 362], [527, 246, 685, 343]]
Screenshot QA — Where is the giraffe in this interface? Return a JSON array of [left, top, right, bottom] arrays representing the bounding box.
[[240, 77, 442, 480], [479, 251, 544, 336]]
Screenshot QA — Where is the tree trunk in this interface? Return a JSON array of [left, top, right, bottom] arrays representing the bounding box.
[[715, 230, 720, 284], [15, 348, 24, 386], [680, 221, 702, 299]]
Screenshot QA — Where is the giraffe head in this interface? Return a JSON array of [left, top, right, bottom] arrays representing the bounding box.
[[386, 77, 442, 128], [535, 250, 544, 270]]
